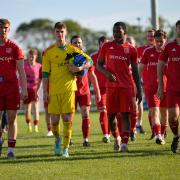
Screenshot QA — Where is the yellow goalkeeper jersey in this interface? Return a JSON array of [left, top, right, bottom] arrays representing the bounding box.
[[42, 43, 91, 95]]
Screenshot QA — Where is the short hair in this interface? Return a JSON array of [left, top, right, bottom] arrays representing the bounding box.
[[113, 22, 127, 33], [147, 29, 155, 33], [0, 18, 10, 26], [154, 30, 167, 39], [54, 22, 67, 30], [176, 20, 180, 27], [98, 36, 107, 45], [28, 48, 38, 55], [70, 35, 81, 43]]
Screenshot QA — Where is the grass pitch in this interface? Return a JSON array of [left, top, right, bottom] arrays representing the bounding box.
[[0, 111, 180, 180]]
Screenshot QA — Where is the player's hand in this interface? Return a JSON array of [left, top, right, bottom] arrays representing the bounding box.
[[68, 64, 81, 73], [95, 92, 101, 103], [43, 91, 49, 103], [106, 72, 116, 82], [157, 85, 163, 100], [21, 88, 28, 101]]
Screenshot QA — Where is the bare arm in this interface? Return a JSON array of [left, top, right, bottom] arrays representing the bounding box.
[[88, 71, 101, 102], [157, 60, 166, 100], [68, 61, 91, 73], [138, 63, 145, 80], [97, 57, 116, 82], [42, 77, 49, 103], [132, 63, 142, 104], [16, 60, 28, 101]]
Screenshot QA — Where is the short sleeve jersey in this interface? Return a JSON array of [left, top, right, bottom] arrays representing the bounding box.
[[98, 41, 137, 88], [76, 66, 94, 96], [141, 46, 167, 91], [91, 51, 107, 88], [24, 61, 42, 90], [137, 45, 151, 87], [42, 43, 92, 95], [159, 39, 180, 92], [0, 39, 24, 95]]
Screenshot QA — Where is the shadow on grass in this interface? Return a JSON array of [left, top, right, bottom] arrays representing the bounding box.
[[0, 148, 179, 164]]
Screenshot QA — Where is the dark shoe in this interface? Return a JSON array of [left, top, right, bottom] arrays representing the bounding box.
[[156, 137, 165, 145], [171, 136, 179, 153], [69, 138, 73, 146], [136, 125, 146, 134], [120, 144, 129, 152], [114, 138, 120, 152], [102, 136, 110, 143], [130, 132, 136, 141], [149, 133, 155, 140], [164, 131, 168, 139], [7, 152, 16, 160], [83, 141, 90, 147]]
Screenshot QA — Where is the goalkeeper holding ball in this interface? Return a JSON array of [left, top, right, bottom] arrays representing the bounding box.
[[42, 22, 92, 157]]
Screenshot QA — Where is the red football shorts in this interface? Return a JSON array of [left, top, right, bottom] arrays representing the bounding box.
[[167, 90, 180, 108], [23, 89, 38, 104], [0, 86, 20, 110], [146, 88, 167, 108], [75, 94, 91, 109], [106, 87, 132, 113]]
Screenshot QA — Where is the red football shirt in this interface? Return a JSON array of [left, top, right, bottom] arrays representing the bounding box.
[[0, 39, 24, 95], [98, 40, 137, 88], [141, 46, 167, 91], [159, 39, 180, 92], [137, 45, 152, 87], [75, 66, 94, 96], [91, 51, 107, 88]]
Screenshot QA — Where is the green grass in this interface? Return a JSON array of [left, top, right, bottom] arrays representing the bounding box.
[[0, 111, 180, 180]]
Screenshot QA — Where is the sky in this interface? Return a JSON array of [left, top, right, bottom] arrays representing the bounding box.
[[1, 0, 180, 36]]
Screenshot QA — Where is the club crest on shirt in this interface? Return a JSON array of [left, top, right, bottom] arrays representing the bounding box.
[[124, 47, 129, 54], [6, 48, 12, 53]]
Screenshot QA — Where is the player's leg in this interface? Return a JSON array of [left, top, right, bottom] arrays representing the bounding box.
[[150, 107, 164, 145], [32, 101, 39, 132], [120, 112, 130, 152], [81, 105, 91, 147], [61, 91, 75, 157], [2, 111, 8, 133], [167, 90, 180, 153], [118, 88, 132, 152], [44, 105, 53, 136], [136, 101, 146, 134], [108, 113, 120, 152], [6, 110, 17, 160], [169, 107, 179, 153], [160, 107, 168, 142], [62, 113, 73, 157], [130, 97, 138, 141], [24, 103, 32, 132], [106, 88, 120, 152], [159, 93, 168, 141], [48, 95, 62, 156], [79, 94, 91, 147], [51, 114, 61, 156], [98, 89, 110, 142]]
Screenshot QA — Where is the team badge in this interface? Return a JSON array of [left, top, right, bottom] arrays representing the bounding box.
[[124, 47, 129, 54], [6, 48, 12, 53]]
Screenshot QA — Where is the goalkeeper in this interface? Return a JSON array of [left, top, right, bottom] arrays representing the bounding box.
[[42, 22, 92, 158]]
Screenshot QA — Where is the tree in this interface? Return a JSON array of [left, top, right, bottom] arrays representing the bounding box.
[[15, 18, 108, 55], [15, 19, 54, 50]]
